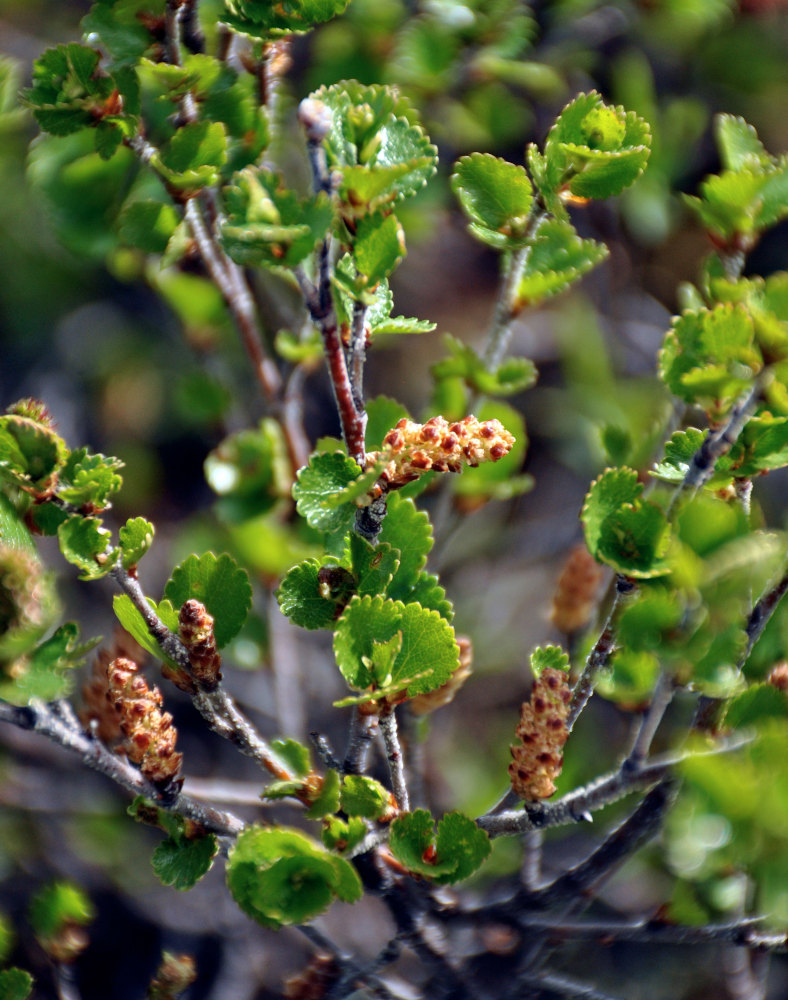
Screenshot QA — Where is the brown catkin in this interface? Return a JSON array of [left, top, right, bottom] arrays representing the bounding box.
[[81, 628, 148, 745], [509, 668, 571, 801], [284, 954, 340, 1000], [147, 952, 197, 1000], [362, 415, 515, 501], [550, 543, 605, 635], [178, 599, 222, 690], [107, 657, 182, 786]]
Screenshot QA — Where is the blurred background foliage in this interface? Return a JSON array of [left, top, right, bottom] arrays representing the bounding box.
[[1, 1, 788, 998]]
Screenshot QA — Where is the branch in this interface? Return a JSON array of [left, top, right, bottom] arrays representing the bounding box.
[[668, 376, 764, 513], [514, 970, 625, 1000], [380, 708, 410, 812], [0, 698, 244, 836], [342, 708, 379, 775], [482, 207, 547, 370], [477, 735, 751, 837], [620, 670, 675, 772], [110, 564, 296, 781], [512, 914, 786, 952], [503, 781, 677, 913], [567, 576, 636, 733]]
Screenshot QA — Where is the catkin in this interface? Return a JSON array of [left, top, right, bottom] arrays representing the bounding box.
[[509, 668, 571, 801]]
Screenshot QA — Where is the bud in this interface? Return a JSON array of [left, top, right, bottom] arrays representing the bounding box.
[[767, 661, 788, 692], [284, 954, 339, 1000], [178, 599, 222, 690], [509, 668, 571, 801], [147, 952, 197, 1000]]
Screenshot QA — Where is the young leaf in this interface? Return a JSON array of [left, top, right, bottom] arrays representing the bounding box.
[[333, 595, 459, 698], [377, 494, 434, 599], [451, 153, 534, 250], [389, 810, 491, 885], [155, 121, 227, 190], [271, 738, 312, 779], [113, 594, 167, 662], [304, 768, 341, 820], [431, 335, 537, 397], [226, 826, 362, 930], [82, 0, 167, 66], [118, 517, 155, 570], [29, 881, 95, 950], [716, 114, 771, 172], [516, 218, 608, 308], [538, 91, 651, 201], [658, 305, 761, 417], [353, 212, 406, 288], [340, 775, 396, 820], [407, 572, 454, 621], [321, 815, 367, 854], [0, 414, 65, 492], [276, 558, 349, 630], [581, 468, 670, 578], [724, 684, 788, 728], [221, 167, 333, 268], [163, 552, 252, 648], [222, 0, 351, 39], [118, 200, 180, 254], [152, 833, 219, 892], [348, 534, 399, 597], [292, 452, 367, 535], [530, 645, 570, 678], [57, 516, 117, 580], [0, 969, 33, 1000], [59, 448, 124, 508]]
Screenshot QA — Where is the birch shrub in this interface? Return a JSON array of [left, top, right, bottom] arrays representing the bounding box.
[[1, 2, 788, 998]]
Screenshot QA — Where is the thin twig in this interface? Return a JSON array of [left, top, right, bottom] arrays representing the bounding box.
[[567, 576, 636, 733], [512, 780, 676, 911], [477, 735, 751, 837], [110, 564, 295, 780], [515, 970, 625, 1000], [380, 709, 410, 812], [343, 708, 379, 774], [348, 301, 369, 412], [620, 670, 675, 772], [310, 731, 342, 771], [0, 699, 244, 836], [668, 377, 764, 514]]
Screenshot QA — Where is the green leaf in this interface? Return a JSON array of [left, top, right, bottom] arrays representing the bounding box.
[[29, 881, 94, 942], [292, 452, 366, 535], [0, 969, 33, 1000], [118, 200, 180, 254], [377, 494, 434, 599], [222, 0, 351, 38], [305, 768, 341, 820], [221, 167, 333, 268], [597, 648, 660, 705], [59, 448, 124, 508], [1, 622, 99, 706], [530, 645, 570, 678], [333, 595, 459, 698], [431, 335, 537, 398], [226, 826, 361, 930], [204, 418, 290, 520], [532, 92, 651, 205], [652, 428, 716, 485], [451, 153, 534, 250], [321, 815, 367, 854], [658, 305, 761, 417], [112, 593, 166, 661], [163, 552, 252, 648], [407, 572, 453, 621], [340, 775, 395, 820], [118, 517, 155, 570], [152, 833, 219, 891], [581, 467, 670, 578], [276, 558, 348, 630], [156, 121, 227, 189], [82, 0, 166, 66], [389, 810, 491, 885], [57, 516, 116, 580], [271, 738, 311, 779], [0, 492, 35, 553], [349, 534, 399, 597], [353, 212, 406, 287], [728, 415, 788, 475], [516, 218, 608, 308], [716, 114, 771, 172], [0, 415, 65, 491], [725, 684, 788, 728], [365, 396, 410, 451], [311, 82, 437, 217]]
